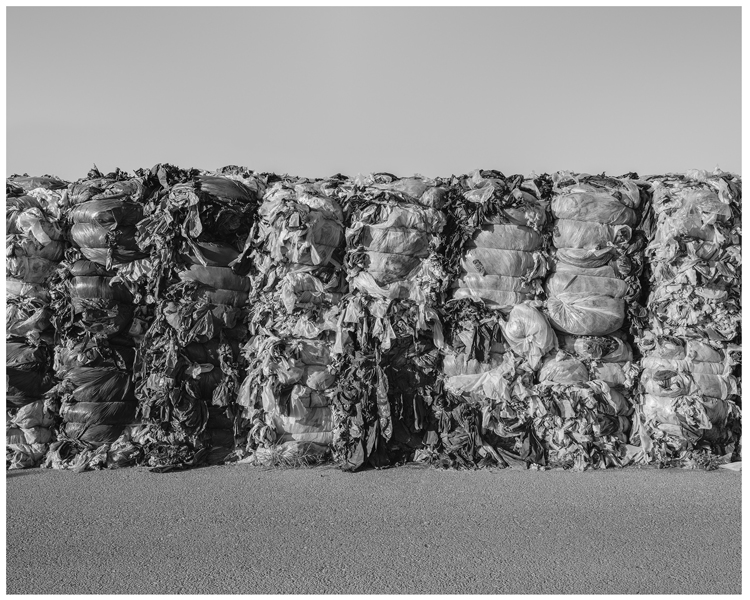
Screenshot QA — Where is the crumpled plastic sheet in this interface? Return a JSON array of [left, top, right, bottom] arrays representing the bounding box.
[[234, 177, 347, 464], [635, 170, 742, 465]]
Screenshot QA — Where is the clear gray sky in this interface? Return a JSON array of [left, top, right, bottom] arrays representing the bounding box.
[[6, 7, 741, 180]]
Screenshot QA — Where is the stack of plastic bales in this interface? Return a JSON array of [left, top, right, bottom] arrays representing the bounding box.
[[635, 170, 741, 465], [6, 175, 69, 468], [431, 170, 555, 468], [234, 175, 348, 465], [136, 167, 262, 469], [43, 168, 157, 470], [538, 173, 650, 469], [331, 173, 449, 471]]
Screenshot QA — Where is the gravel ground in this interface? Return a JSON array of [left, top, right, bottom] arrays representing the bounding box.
[[6, 464, 741, 595]]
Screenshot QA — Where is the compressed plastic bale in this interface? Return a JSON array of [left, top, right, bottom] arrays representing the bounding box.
[[554, 219, 631, 249], [466, 224, 543, 252], [178, 264, 251, 292], [499, 304, 557, 369], [538, 353, 590, 385], [551, 193, 638, 226], [60, 402, 136, 426], [546, 268, 630, 300], [460, 248, 542, 278], [546, 293, 625, 336]]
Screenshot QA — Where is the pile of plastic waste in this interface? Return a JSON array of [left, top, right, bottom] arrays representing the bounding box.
[[234, 175, 348, 466], [135, 166, 262, 470], [634, 169, 742, 466], [330, 173, 451, 471], [538, 173, 651, 469], [6, 175, 69, 468], [4, 165, 741, 473], [433, 170, 554, 468], [43, 167, 157, 471]]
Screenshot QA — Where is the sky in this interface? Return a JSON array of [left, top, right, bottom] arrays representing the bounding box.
[[6, 6, 742, 180]]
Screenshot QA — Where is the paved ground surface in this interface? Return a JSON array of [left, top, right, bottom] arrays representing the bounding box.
[[6, 464, 741, 595]]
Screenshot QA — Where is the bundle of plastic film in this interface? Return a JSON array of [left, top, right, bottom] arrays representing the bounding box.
[[545, 172, 651, 339], [644, 170, 741, 343], [234, 176, 348, 466], [633, 169, 742, 466], [442, 169, 552, 312], [534, 172, 653, 471], [425, 171, 553, 470], [42, 167, 167, 472], [135, 168, 263, 470], [342, 172, 450, 303], [6, 175, 70, 469]]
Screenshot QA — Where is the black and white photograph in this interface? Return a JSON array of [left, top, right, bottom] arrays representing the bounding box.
[[5, 2, 743, 596]]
